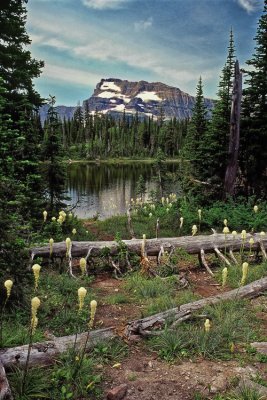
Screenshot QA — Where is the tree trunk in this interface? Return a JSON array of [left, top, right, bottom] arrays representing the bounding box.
[[31, 233, 267, 260], [126, 276, 267, 338], [224, 60, 242, 195], [0, 327, 115, 370]]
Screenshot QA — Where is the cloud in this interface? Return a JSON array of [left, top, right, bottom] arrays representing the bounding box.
[[81, 0, 128, 10], [42, 63, 102, 86], [236, 0, 259, 13], [134, 17, 153, 32]]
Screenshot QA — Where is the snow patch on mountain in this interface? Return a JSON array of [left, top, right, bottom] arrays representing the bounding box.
[[100, 81, 121, 92], [113, 104, 125, 112], [136, 91, 162, 102]]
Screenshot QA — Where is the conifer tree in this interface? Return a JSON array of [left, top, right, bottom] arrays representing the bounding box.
[[205, 29, 236, 182], [241, 0, 267, 196], [43, 96, 66, 212], [183, 77, 208, 179]]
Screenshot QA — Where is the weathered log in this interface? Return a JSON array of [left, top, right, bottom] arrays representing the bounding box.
[[0, 362, 12, 400], [0, 327, 115, 370], [125, 276, 267, 338], [31, 233, 267, 260]]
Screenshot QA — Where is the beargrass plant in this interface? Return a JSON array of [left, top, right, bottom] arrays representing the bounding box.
[[216, 261, 267, 289], [149, 299, 259, 361]]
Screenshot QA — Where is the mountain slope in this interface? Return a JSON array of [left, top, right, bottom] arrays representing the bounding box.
[[39, 78, 214, 122]]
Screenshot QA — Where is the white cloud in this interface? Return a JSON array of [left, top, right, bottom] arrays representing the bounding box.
[[236, 0, 259, 13], [81, 0, 128, 10], [134, 17, 153, 32], [42, 64, 102, 86]]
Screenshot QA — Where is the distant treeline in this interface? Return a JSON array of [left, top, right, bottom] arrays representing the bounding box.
[[42, 108, 189, 159]]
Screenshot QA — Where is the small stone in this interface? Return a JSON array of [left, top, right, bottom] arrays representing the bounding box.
[[107, 384, 128, 400]]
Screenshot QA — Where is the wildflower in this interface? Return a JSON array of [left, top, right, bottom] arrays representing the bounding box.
[[241, 230, 247, 240], [249, 238, 254, 246], [31, 316, 38, 334], [192, 225, 197, 236], [222, 267, 228, 287], [57, 215, 64, 224], [223, 227, 230, 235], [241, 262, 249, 286], [204, 319, 211, 333], [179, 217, 184, 229], [198, 209, 202, 220], [31, 297, 41, 319], [223, 219, 228, 227], [49, 238, 54, 256], [32, 264, 41, 290], [78, 287, 87, 311], [260, 231, 265, 237], [80, 258, 86, 275], [141, 234, 146, 256], [4, 280, 13, 298], [232, 230, 237, 237], [66, 237, 71, 256], [43, 210, 48, 222], [89, 300, 97, 328], [149, 213, 152, 218], [59, 211, 66, 222], [253, 205, 258, 213], [51, 217, 56, 222], [72, 228, 77, 235], [161, 197, 165, 206], [68, 212, 73, 218]]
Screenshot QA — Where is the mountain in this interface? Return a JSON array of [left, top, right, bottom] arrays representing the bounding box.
[[39, 78, 214, 122], [84, 78, 213, 119]]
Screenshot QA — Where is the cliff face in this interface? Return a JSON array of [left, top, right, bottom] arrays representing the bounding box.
[[83, 78, 214, 119], [39, 78, 214, 122]]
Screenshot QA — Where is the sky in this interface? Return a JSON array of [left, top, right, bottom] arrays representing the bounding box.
[[26, 0, 264, 106]]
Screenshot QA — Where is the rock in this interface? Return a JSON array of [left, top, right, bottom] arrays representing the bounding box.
[[107, 384, 128, 400]]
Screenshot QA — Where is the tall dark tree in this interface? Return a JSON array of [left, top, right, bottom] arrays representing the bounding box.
[[205, 29, 236, 182], [241, 0, 267, 197], [43, 96, 66, 213], [183, 77, 208, 179], [0, 0, 44, 120], [0, 1, 45, 301]]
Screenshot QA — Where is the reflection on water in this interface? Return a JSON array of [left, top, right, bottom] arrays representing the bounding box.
[[66, 162, 179, 219]]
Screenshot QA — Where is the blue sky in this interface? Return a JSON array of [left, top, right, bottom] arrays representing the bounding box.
[[26, 0, 264, 105]]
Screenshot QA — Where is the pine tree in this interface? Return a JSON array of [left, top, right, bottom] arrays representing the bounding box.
[[0, 0, 44, 119], [241, 0, 267, 196], [43, 96, 66, 213], [206, 29, 236, 181], [183, 77, 208, 179]]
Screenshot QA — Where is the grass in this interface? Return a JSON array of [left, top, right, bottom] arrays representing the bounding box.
[[149, 299, 260, 361], [216, 261, 267, 289], [8, 337, 128, 400]]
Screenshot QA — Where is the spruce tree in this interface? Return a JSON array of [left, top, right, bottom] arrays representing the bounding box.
[[205, 29, 236, 182], [183, 77, 208, 179], [241, 0, 267, 196], [43, 96, 67, 213]]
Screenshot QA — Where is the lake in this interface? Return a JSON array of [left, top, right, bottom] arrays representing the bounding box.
[[66, 161, 181, 219]]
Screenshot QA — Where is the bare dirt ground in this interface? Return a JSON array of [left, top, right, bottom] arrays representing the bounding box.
[[89, 271, 267, 400]]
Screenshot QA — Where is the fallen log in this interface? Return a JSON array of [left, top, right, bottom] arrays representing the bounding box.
[[0, 327, 115, 370], [0, 362, 12, 400], [31, 233, 267, 260], [125, 276, 267, 338]]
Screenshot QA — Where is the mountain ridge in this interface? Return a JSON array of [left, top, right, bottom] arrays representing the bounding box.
[[39, 78, 214, 122]]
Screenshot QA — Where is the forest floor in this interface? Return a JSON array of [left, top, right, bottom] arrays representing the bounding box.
[[87, 264, 267, 400]]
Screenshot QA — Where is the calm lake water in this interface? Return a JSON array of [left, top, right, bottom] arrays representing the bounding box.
[[66, 162, 180, 219]]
